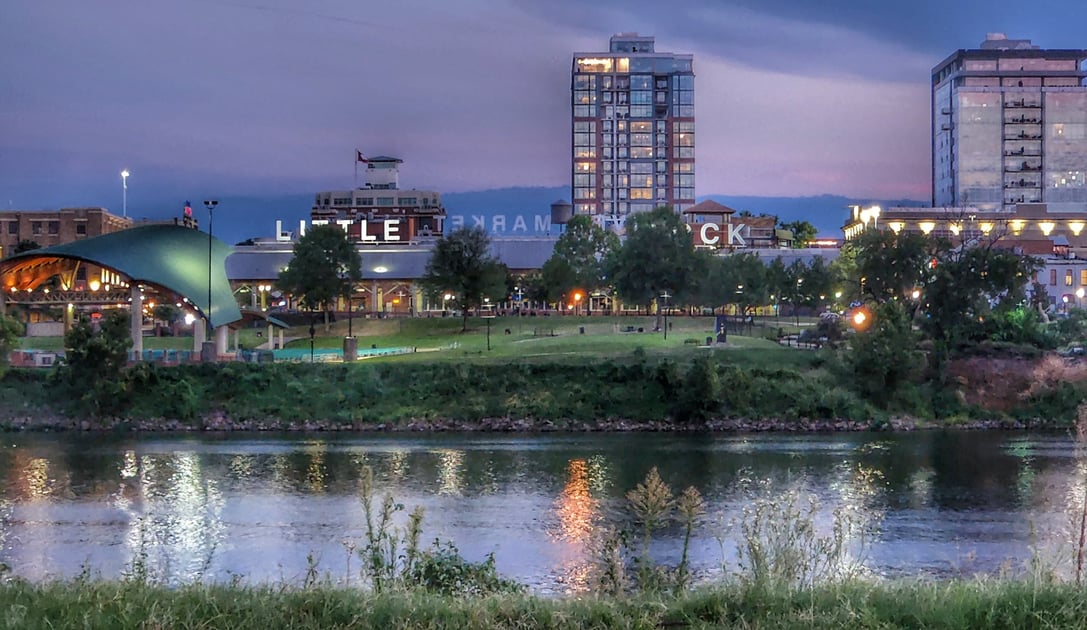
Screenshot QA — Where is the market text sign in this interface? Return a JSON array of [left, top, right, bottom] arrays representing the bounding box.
[[693, 222, 747, 248], [276, 219, 402, 243]]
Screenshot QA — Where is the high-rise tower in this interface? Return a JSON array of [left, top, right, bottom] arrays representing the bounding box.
[[932, 33, 1087, 212], [571, 33, 694, 229]]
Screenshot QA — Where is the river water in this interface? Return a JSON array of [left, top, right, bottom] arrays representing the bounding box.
[[0, 431, 1083, 592]]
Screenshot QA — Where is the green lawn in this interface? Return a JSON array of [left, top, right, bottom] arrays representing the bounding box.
[[17, 314, 823, 368]]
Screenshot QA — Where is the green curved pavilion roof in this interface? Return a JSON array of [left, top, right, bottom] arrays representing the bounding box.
[[0, 224, 241, 328]]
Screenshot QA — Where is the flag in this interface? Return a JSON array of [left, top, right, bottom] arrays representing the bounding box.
[[356, 150, 368, 163], [184, 201, 192, 217]]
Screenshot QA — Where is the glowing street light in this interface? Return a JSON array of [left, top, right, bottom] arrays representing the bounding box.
[[120, 170, 130, 218]]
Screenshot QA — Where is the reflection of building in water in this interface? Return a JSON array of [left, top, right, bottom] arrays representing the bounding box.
[[386, 449, 409, 482], [123, 452, 224, 582], [304, 441, 328, 493], [437, 449, 465, 496], [553, 459, 600, 544]]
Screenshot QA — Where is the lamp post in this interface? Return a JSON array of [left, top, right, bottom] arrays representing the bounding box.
[[660, 290, 671, 341], [203, 200, 218, 361], [121, 170, 129, 218], [203, 200, 218, 322]]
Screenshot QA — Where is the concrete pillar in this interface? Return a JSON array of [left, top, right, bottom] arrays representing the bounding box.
[[412, 286, 422, 317], [277, 328, 284, 350], [372, 279, 379, 315], [194, 319, 206, 353], [377, 288, 384, 314], [130, 286, 143, 357], [266, 324, 273, 349], [343, 336, 358, 362], [215, 325, 229, 357]]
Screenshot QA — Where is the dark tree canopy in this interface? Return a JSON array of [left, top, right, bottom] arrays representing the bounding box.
[[541, 215, 619, 303], [781, 220, 818, 249], [277, 225, 362, 320], [420, 226, 508, 332], [608, 207, 701, 307]]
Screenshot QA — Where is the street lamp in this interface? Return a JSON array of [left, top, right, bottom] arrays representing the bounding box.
[[660, 290, 671, 340], [203, 200, 219, 359], [121, 170, 129, 218]]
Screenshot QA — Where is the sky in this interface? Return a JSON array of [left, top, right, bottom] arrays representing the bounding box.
[[2, 0, 1085, 218]]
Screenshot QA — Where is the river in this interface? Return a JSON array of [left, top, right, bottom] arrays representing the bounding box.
[[0, 431, 1082, 592]]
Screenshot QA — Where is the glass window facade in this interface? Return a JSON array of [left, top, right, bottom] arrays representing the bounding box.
[[572, 35, 694, 221], [932, 43, 1087, 211]]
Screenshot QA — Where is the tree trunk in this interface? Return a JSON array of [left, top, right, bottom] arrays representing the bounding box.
[[462, 310, 469, 333], [324, 308, 331, 332]]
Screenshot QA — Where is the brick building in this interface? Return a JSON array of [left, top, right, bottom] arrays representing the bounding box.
[[0, 207, 132, 258]]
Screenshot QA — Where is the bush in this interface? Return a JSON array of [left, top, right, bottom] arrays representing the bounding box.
[[406, 542, 522, 596]]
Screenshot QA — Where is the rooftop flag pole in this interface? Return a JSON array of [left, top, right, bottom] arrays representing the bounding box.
[[354, 149, 368, 188]]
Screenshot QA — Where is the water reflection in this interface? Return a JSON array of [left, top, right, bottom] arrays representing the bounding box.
[[552, 459, 599, 544], [0, 431, 1084, 589]]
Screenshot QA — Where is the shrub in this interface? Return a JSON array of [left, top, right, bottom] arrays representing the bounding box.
[[406, 542, 522, 596]]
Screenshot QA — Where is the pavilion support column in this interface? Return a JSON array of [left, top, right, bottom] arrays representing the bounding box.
[[215, 326, 229, 358], [412, 286, 422, 317], [130, 285, 143, 358], [278, 328, 283, 350], [194, 319, 206, 353]]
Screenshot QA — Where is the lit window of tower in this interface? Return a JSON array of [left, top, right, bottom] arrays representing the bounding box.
[[572, 33, 695, 230]]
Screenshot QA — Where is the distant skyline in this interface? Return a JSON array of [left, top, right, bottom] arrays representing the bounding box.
[[2, 0, 1085, 218]]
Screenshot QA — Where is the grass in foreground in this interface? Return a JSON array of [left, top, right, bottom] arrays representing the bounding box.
[[3, 579, 1087, 629]]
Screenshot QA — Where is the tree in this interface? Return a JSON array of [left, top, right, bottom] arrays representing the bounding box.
[[608, 207, 701, 328], [781, 220, 818, 249], [62, 310, 133, 415], [13, 240, 41, 255], [921, 243, 1040, 357], [277, 225, 362, 330], [853, 229, 933, 303], [421, 226, 508, 332], [800, 256, 834, 313], [707, 253, 767, 316], [0, 313, 22, 377], [540, 216, 619, 304], [152, 304, 180, 335], [847, 300, 923, 404]]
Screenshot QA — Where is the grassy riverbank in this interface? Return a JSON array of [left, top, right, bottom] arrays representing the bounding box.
[[4, 314, 1085, 428], [3, 579, 1087, 629]]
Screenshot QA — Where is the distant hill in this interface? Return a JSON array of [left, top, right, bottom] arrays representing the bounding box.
[[142, 188, 925, 245]]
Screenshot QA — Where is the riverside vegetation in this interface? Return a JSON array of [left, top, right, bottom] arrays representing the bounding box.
[[7, 462, 1087, 628], [0, 309, 1085, 429]]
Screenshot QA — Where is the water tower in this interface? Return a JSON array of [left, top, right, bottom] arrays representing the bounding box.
[[550, 200, 573, 234]]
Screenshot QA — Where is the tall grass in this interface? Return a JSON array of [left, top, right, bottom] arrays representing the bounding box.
[[10, 467, 1087, 627]]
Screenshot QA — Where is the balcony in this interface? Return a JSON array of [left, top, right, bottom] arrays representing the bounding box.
[[1004, 161, 1042, 173], [1005, 100, 1042, 109], [1005, 179, 1042, 189]]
